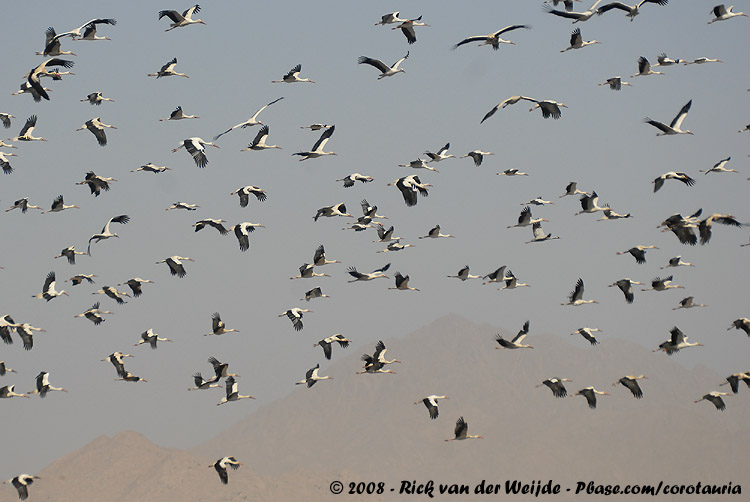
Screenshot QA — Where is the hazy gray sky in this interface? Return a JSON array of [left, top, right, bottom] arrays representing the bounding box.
[[1, 0, 749, 479]]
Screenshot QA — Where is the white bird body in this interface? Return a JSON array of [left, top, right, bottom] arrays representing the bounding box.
[[81, 92, 114, 105], [453, 25, 530, 50], [156, 256, 194, 278], [348, 264, 390, 282], [4, 474, 40, 500], [205, 312, 239, 336], [560, 27, 601, 52], [415, 395, 448, 419], [135, 328, 172, 349], [215, 98, 284, 140], [447, 265, 481, 281], [218, 376, 254, 405], [562, 278, 598, 306], [294, 125, 335, 160], [211, 456, 241, 484], [495, 321, 533, 349], [644, 100, 693, 135], [92, 286, 130, 304], [133, 163, 171, 174], [148, 58, 189, 78], [272, 64, 314, 83], [33, 271, 68, 301], [79, 302, 113, 325], [76, 117, 116, 146], [544, 0, 604, 22], [160, 106, 199, 121], [296, 363, 332, 387], [87, 214, 129, 254], [28, 371, 67, 397], [654, 327, 703, 354], [571, 327, 602, 345], [708, 4, 748, 23], [694, 391, 731, 410], [632, 56, 664, 77]]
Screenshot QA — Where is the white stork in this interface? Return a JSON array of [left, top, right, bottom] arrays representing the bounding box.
[[54, 246, 86, 265], [528, 99, 568, 119], [377, 241, 413, 253], [560, 181, 589, 198], [392, 15, 430, 45], [398, 158, 439, 173], [188, 372, 221, 390], [76, 117, 116, 146], [728, 318, 750, 336], [87, 214, 129, 254], [193, 218, 228, 235], [0, 315, 17, 345], [165, 201, 198, 211], [697, 213, 742, 245], [347, 264, 390, 282], [0, 361, 16, 376], [720, 373, 750, 393], [495, 321, 533, 349], [67, 274, 96, 286], [188, 373, 220, 391], [231, 186, 267, 206], [58, 18, 116, 39], [25, 58, 75, 100], [445, 417, 483, 441], [571, 327, 602, 346], [708, 4, 748, 23], [499, 271, 531, 290], [526, 222, 560, 243], [453, 25, 530, 50], [596, 0, 669, 20], [375, 12, 407, 25], [313, 245, 341, 266], [447, 265, 481, 281], [575, 191, 606, 215], [389, 272, 420, 291], [480, 95, 538, 123], [415, 395, 448, 419], [302, 287, 330, 302], [655, 53, 687, 66], [8, 115, 46, 142], [608, 278, 642, 303], [642, 275, 684, 292], [241, 125, 282, 151], [11, 82, 52, 102], [296, 363, 332, 388], [599, 76, 632, 90], [694, 392, 731, 410], [644, 100, 693, 135], [133, 163, 171, 174], [685, 57, 723, 64], [388, 175, 431, 206], [6, 198, 43, 213], [482, 265, 509, 284], [632, 56, 664, 76], [673, 296, 707, 310], [92, 286, 130, 304], [336, 173, 374, 187], [537, 378, 573, 398], [118, 278, 154, 298], [1, 386, 30, 399], [272, 64, 314, 83], [38, 27, 76, 57], [77, 171, 116, 196], [214, 97, 284, 140], [160, 106, 199, 121], [76, 302, 112, 326], [156, 256, 194, 278], [148, 58, 189, 78], [218, 377, 254, 405], [210, 457, 241, 484], [699, 157, 737, 174], [314, 334, 350, 360], [135, 328, 172, 349], [231, 222, 264, 252], [425, 143, 455, 163], [101, 352, 132, 377], [544, 0, 604, 22], [617, 245, 658, 264], [32, 271, 68, 301], [461, 150, 494, 166], [28, 371, 67, 397], [15, 324, 46, 351], [205, 312, 239, 336], [116, 372, 147, 383], [419, 224, 455, 239], [3, 474, 40, 500], [654, 172, 695, 192], [173, 138, 219, 168], [654, 326, 703, 354], [208, 357, 239, 382], [279, 308, 311, 331], [290, 263, 329, 280], [159, 5, 205, 30], [560, 27, 601, 52], [563, 278, 598, 306], [573, 387, 610, 408], [661, 256, 694, 268], [293, 125, 335, 160], [314, 202, 350, 221], [75, 19, 117, 40], [358, 52, 409, 78]]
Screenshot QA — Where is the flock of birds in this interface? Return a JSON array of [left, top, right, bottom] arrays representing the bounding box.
[[1, 2, 749, 499]]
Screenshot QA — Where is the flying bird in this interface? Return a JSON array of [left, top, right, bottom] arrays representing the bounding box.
[[296, 363, 332, 388], [358, 52, 409, 78], [214, 97, 284, 140], [25, 58, 75, 100], [231, 186, 267, 206], [272, 64, 314, 83], [173, 138, 220, 168], [673, 296, 707, 310], [617, 245, 658, 264], [159, 106, 199, 121], [537, 378, 573, 398], [293, 125, 335, 160], [347, 264, 390, 282], [32, 271, 68, 301], [571, 327, 602, 346], [159, 5, 205, 31], [708, 4, 748, 23], [3, 474, 40, 501], [644, 100, 693, 135], [54, 246, 87, 265], [694, 391, 730, 410], [653, 326, 703, 355], [76, 302, 112, 325], [598, 76, 632, 90], [156, 256, 194, 278], [543, 0, 604, 22], [210, 457, 241, 484], [135, 328, 172, 349], [612, 375, 647, 398], [560, 27, 601, 52], [562, 278, 598, 305], [388, 175, 431, 206], [8, 115, 46, 142], [495, 321, 533, 349], [632, 56, 664, 77], [642, 275, 684, 291], [573, 387, 610, 409], [415, 395, 448, 419], [313, 334, 349, 360], [28, 371, 67, 397], [231, 222, 263, 251], [653, 172, 695, 192], [699, 157, 737, 174], [87, 215, 129, 255], [118, 278, 154, 298], [728, 318, 750, 336], [279, 308, 311, 331], [218, 376, 254, 405], [608, 278, 642, 303], [452, 25, 530, 50], [392, 15, 429, 45], [445, 417, 482, 441], [148, 58, 189, 78], [596, 0, 669, 20]]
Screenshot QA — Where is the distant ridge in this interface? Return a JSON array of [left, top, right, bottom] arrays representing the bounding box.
[[4, 315, 747, 501]]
